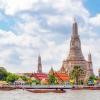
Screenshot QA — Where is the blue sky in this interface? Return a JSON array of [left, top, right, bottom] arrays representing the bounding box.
[[84, 0, 100, 16], [0, 0, 100, 75]]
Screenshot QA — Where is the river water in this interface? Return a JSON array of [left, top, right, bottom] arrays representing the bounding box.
[[0, 89, 100, 100]]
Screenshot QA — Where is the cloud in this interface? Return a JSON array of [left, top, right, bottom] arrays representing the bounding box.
[[0, 0, 99, 76], [0, 0, 89, 19], [0, 0, 39, 15], [89, 14, 100, 27], [0, 28, 66, 73]]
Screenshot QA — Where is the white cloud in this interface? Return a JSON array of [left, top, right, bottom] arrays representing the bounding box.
[[44, 15, 73, 26], [0, 0, 89, 20], [0, 0, 39, 15], [0, 0, 99, 76], [89, 14, 100, 27]]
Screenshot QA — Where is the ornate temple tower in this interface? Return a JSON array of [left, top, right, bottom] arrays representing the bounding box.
[[37, 55, 42, 73], [86, 53, 94, 78], [67, 18, 84, 61], [61, 18, 94, 81]]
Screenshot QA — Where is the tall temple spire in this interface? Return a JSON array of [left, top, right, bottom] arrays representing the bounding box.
[[61, 17, 94, 81], [73, 17, 76, 23], [88, 52, 92, 62], [86, 52, 94, 77], [67, 18, 84, 61], [37, 55, 42, 73], [72, 17, 78, 36]]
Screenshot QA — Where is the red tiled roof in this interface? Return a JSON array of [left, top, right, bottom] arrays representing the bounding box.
[[54, 72, 70, 81], [31, 73, 48, 80]]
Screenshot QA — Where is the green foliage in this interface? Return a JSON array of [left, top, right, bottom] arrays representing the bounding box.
[[35, 80, 40, 84], [20, 76, 28, 81], [78, 80, 83, 85], [97, 77, 100, 80], [48, 74, 57, 85], [70, 65, 84, 85], [0, 68, 7, 80], [25, 78, 32, 85], [6, 73, 19, 83], [87, 75, 97, 85], [89, 75, 97, 81]]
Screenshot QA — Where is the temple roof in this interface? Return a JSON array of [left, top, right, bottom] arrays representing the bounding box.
[[49, 67, 54, 74], [54, 72, 70, 81], [31, 73, 48, 80]]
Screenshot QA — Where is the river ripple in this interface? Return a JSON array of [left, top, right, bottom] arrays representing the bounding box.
[[0, 89, 100, 100]]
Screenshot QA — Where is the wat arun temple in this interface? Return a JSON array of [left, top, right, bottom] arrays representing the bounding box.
[[60, 19, 94, 81]]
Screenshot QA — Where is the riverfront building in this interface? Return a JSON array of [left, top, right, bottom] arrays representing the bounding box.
[[49, 67, 70, 84], [60, 19, 94, 81], [31, 55, 48, 81]]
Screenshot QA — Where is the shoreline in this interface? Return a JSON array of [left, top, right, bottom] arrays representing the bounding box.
[[0, 86, 100, 91]]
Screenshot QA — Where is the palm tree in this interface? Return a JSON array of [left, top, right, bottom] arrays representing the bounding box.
[[70, 65, 84, 85], [48, 74, 57, 85]]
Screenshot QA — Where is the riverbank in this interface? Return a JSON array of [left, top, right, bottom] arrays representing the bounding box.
[[72, 86, 100, 90], [0, 85, 100, 93]]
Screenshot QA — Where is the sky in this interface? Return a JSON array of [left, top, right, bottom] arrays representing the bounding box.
[[0, 0, 100, 75]]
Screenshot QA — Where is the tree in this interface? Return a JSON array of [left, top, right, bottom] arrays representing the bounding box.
[[48, 74, 57, 85], [20, 76, 28, 81], [87, 75, 97, 85], [89, 75, 97, 81], [0, 68, 7, 80], [26, 78, 33, 85], [6, 73, 19, 83], [70, 65, 84, 85]]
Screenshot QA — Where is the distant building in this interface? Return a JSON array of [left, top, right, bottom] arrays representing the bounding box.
[[16, 73, 25, 76], [99, 69, 100, 77], [31, 55, 48, 81], [49, 67, 54, 75], [60, 66, 67, 74], [49, 67, 70, 84], [16, 73, 32, 77], [14, 78, 26, 85], [37, 55, 42, 73], [54, 72, 70, 84], [60, 18, 94, 81], [31, 73, 48, 81]]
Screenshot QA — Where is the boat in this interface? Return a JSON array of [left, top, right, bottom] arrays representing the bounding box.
[[27, 89, 66, 93], [0, 86, 16, 91]]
